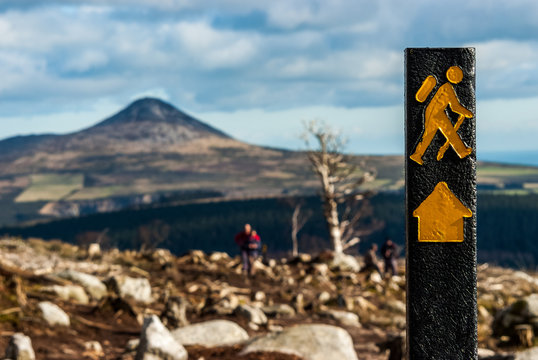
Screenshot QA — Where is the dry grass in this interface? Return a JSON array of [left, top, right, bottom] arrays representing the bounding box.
[[15, 174, 84, 202]]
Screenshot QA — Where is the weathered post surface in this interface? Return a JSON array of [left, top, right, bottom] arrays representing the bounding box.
[[405, 48, 477, 359]]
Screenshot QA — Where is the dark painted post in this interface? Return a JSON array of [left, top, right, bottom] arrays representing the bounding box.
[[405, 48, 477, 359]]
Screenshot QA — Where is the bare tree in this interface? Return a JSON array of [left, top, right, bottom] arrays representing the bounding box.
[[280, 198, 311, 256], [291, 202, 311, 256], [303, 120, 378, 254]]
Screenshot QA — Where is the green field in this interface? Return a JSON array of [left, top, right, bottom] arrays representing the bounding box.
[[15, 174, 84, 202], [478, 165, 538, 177]]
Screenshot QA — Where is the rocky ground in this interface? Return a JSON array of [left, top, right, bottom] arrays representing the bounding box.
[[0, 238, 537, 360]]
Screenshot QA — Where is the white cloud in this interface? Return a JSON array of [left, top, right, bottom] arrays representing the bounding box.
[[62, 49, 109, 72], [173, 21, 258, 69], [0, 0, 538, 154]]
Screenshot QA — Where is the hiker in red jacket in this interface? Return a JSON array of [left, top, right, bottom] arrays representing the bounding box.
[[235, 223, 259, 275]]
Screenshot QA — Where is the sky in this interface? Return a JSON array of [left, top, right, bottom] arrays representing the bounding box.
[[1, 0, 538, 158]]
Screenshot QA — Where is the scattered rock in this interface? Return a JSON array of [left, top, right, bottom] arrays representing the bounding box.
[[312, 263, 330, 277], [253, 291, 266, 302], [83, 341, 104, 357], [56, 269, 107, 300], [136, 315, 187, 360], [241, 324, 358, 360], [478, 348, 496, 359], [369, 272, 383, 284], [204, 293, 239, 316], [289, 253, 312, 264], [294, 293, 305, 314], [126, 338, 140, 352], [493, 294, 538, 338], [109, 275, 152, 304], [87, 243, 101, 259], [234, 304, 268, 326], [161, 296, 190, 328], [5, 333, 36, 360], [384, 299, 406, 315], [330, 253, 360, 272], [152, 248, 175, 267], [209, 251, 230, 262], [262, 304, 296, 318], [42, 284, 90, 305], [38, 301, 70, 327], [515, 347, 538, 360], [319, 309, 361, 327], [318, 291, 331, 304], [171, 319, 249, 347], [353, 296, 377, 313]]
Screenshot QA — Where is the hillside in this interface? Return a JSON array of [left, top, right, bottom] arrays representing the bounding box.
[[1, 98, 538, 226], [0, 98, 403, 225]]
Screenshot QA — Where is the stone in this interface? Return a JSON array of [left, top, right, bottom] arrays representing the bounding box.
[[354, 296, 377, 313], [136, 315, 187, 360], [477, 348, 495, 359], [43, 285, 90, 305], [209, 252, 230, 262], [493, 294, 538, 338], [313, 263, 330, 277], [294, 293, 305, 314], [126, 339, 140, 352], [152, 248, 175, 266], [171, 319, 248, 347], [241, 324, 358, 360], [56, 269, 107, 300], [109, 275, 152, 304], [83, 341, 104, 357], [369, 272, 383, 284], [515, 347, 538, 360], [319, 309, 361, 327], [88, 243, 101, 258], [38, 301, 70, 327], [161, 296, 189, 328], [521, 294, 538, 318], [262, 304, 296, 318], [329, 253, 360, 272], [318, 291, 331, 304], [234, 304, 268, 326], [384, 299, 406, 315], [5, 333, 36, 360], [253, 291, 266, 302]]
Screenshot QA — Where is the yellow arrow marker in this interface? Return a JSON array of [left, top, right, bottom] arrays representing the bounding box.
[[413, 182, 472, 242]]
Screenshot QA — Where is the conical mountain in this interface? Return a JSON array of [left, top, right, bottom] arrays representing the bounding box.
[[0, 98, 231, 158], [93, 98, 229, 138]]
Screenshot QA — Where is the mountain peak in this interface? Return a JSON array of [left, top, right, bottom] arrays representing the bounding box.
[[94, 97, 229, 138]]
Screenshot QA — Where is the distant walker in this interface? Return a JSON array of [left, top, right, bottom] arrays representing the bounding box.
[[234, 223, 261, 276]]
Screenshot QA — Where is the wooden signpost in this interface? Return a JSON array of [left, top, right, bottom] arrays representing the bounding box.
[[405, 48, 477, 359]]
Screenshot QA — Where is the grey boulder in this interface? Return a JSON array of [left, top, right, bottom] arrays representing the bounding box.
[[171, 319, 248, 347], [38, 301, 70, 327], [56, 269, 107, 300], [235, 304, 268, 325], [5, 333, 36, 360], [109, 275, 152, 304], [136, 315, 187, 360], [241, 323, 358, 360]]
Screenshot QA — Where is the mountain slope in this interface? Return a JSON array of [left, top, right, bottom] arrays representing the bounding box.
[[1, 97, 537, 226], [0, 98, 337, 223], [0, 98, 230, 157]]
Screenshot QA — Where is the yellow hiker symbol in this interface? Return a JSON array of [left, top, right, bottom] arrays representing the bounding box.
[[410, 66, 474, 165]]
